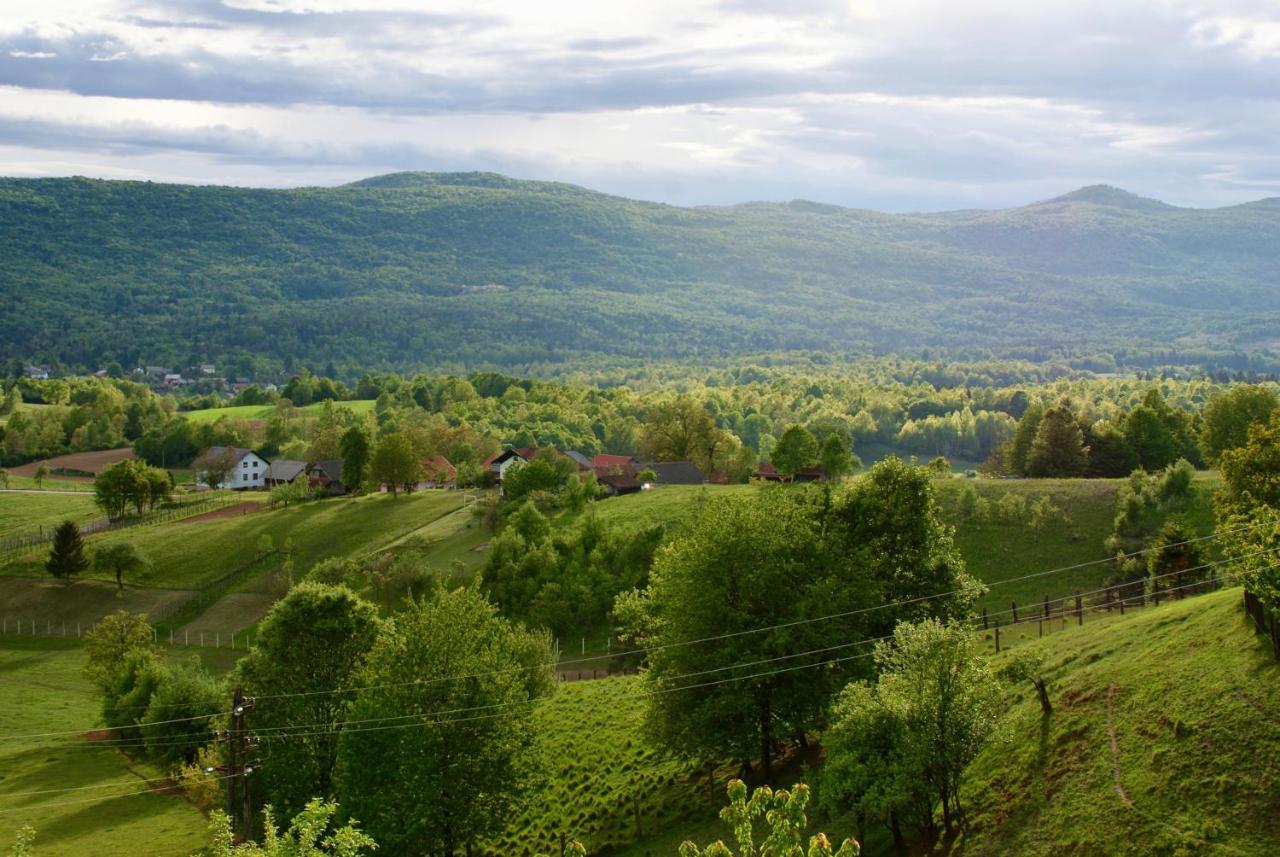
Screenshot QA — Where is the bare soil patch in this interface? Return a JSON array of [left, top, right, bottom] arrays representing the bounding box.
[[178, 501, 265, 524], [11, 447, 136, 481]]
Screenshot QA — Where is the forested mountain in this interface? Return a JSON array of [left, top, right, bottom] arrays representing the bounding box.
[[2, 172, 1278, 374]]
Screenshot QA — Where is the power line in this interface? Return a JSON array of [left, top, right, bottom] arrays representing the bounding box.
[[6, 538, 1275, 752]]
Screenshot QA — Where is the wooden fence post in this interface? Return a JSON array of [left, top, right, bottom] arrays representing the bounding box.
[[994, 620, 1001, 653], [1154, 582, 1162, 607], [1119, 593, 1125, 615], [1271, 612, 1280, 662], [982, 608, 988, 630], [1043, 594, 1049, 620], [1105, 588, 1113, 612], [1011, 600, 1018, 623], [1075, 590, 1083, 626]]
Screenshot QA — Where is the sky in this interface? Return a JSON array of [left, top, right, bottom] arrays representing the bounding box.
[[2, 0, 1279, 210]]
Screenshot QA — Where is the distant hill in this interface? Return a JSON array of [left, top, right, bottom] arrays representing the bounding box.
[[2, 172, 1278, 373]]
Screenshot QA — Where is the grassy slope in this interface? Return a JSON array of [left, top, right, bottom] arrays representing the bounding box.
[[0, 492, 101, 539], [179, 400, 376, 424], [958, 586, 1279, 857], [0, 637, 207, 856], [3, 490, 465, 590]]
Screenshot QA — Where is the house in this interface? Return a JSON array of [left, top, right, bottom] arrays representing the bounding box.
[[637, 460, 705, 485], [753, 462, 825, 483], [307, 460, 347, 496], [596, 471, 643, 497], [143, 365, 169, 378], [417, 455, 457, 489], [482, 447, 538, 482], [163, 373, 184, 386], [197, 447, 270, 490], [264, 459, 308, 487], [23, 366, 49, 380], [199, 364, 216, 376]]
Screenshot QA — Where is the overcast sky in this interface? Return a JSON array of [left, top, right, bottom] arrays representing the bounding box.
[[2, 0, 1279, 210]]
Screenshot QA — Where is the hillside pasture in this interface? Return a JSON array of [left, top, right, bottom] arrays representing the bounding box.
[[0, 578, 194, 629], [0, 637, 208, 856], [958, 586, 1280, 856], [0, 491, 101, 540]]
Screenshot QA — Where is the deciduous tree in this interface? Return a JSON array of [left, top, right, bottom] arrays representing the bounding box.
[[772, 426, 818, 481], [94, 541, 147, 590]]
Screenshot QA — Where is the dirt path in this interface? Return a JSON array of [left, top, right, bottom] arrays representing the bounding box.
[[1106, 682, 1134, 808]]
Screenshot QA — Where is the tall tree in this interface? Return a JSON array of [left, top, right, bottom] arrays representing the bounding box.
[[82, 609, 156, 693], [1146, 520, 1206, 599], [1123, 405, 1180, 472], [772, 425, 818, 480], [1025, 403, 1088, 477], [93, 542, 147, 591], [339, 424, 372, 495], [369, 433, 422, 495], [819, 432, 856, 481], [1218, 411, 1280, 513], [335, 586, 555, 857], [194, 447, 237, 490], [822, 620, 1002, 843], [620, 458, 977, 782], [47, 520, 89, 583], [1007, 403, 1043, 475], [236, 583, 381, 820], [1201, 385, 1279, 463]]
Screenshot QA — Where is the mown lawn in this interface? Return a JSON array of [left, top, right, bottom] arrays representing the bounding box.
[[0, 637, 208, 856], [179, 399, 376, 424]]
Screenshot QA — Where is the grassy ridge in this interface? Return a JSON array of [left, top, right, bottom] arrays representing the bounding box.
[[179, 399, 377, 424], [0, 637, 207, 856]]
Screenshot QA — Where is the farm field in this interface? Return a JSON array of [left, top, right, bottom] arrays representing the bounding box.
[[0, 637, 208, 856], [179, 399, 377, 424], [9, 448, 135, 481]]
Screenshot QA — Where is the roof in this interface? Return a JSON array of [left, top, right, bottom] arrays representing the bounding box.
[[203, 446, 257, 466], [592, 453, 637, 469], [308, 459, 343, 482], [560, 450, 593, 470], [639, 460, 706, 485], [265, 460, 307, 482], [423, 455, 457, 481], [754, 462, 782, 479], [596, 472, 642, 491], [484, 447, 539, 469]]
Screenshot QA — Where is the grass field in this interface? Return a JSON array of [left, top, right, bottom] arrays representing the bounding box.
[[0, 637, 208, 856], [179, 400, 377, 424], [0, 492, 102, 540], [3, 490, 466, 590], [957, 586, 1279, 856]]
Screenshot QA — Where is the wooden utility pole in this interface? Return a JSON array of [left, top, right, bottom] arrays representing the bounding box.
[[212, 688, 257, 842]]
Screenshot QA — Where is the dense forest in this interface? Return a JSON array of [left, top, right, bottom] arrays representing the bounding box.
[[2, 173, 1279, 375]]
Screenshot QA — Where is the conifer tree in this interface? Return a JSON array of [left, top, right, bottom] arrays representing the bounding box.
[[47, 520, 89, 583]]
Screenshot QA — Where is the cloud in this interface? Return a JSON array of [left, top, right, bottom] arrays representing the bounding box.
[[0, 0, 1277, 209]]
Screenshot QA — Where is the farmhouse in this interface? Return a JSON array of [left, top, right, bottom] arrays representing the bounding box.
[[417, 455, 457, 489], [307, 460, 347, 496], [197, 447, 270, 490], [482, 447, 539, 482]]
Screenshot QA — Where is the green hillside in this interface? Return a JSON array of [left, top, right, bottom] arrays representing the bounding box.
[[958, 586, 1279, 856], [3, 174, 1278, 373]]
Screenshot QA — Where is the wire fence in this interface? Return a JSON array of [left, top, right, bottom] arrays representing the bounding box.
[[0, 614, 257, 650]]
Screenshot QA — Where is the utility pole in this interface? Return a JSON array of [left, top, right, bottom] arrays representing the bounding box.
[[208, 688, 257, 842]]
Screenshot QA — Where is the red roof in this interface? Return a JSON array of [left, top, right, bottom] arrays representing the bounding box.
[[514, 447, 539, 461], [592, 453, 636, 469], [423, 455, 456, 481]]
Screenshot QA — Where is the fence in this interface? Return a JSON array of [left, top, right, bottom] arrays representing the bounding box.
[[0, 614, 256, 650], [1242, 589, 1280, 661], [0, 490, 242, 561], [980, 571, 1230, 654]]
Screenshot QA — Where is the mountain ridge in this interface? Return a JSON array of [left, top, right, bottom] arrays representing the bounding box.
[[1, 172, 1277, 374]]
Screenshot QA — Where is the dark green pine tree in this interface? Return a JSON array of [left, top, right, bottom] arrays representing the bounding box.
[[47, 520, 90, 583]]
